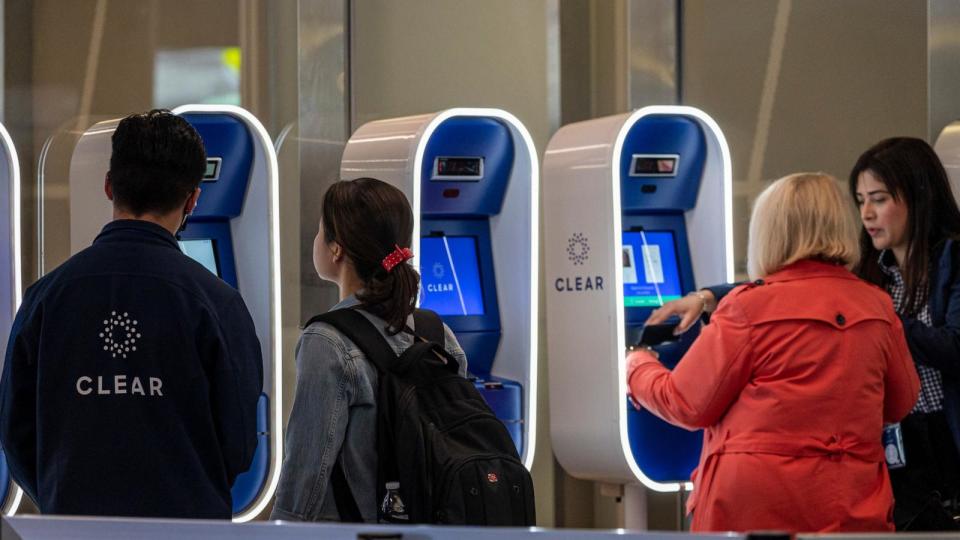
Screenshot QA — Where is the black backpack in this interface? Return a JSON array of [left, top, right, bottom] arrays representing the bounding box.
[[305, 307, 535, 526]]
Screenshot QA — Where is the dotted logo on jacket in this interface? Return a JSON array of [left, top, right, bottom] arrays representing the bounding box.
[[100, 311, 141, 359], [77, 310, 163, 397]]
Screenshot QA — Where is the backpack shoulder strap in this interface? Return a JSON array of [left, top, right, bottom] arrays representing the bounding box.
[[305, 308, 397, 373], [413, 308, 445, 345]]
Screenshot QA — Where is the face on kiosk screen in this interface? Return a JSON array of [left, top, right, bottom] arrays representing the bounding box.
[[178, 239, 221, 278], [622, 230, 682, 308], [419, 236, 485, 316]]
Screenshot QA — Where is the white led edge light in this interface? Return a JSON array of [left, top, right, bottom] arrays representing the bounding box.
[[411, 108, 539, 470], [612, 106, 732, 493], [691, 110, 735, 283], [174, 105, 282, 522], [0, 121, 24, 516]]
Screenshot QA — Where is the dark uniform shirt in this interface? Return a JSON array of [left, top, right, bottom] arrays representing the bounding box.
[[0, 220, 262, 519]]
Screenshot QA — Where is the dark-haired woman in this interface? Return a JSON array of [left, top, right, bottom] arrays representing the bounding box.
[[851, 137, 960, 530], [271, 178, 467, 522]]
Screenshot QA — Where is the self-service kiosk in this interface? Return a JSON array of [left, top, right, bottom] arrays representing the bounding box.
[[39, 105, 281, 522], [935, 122, 960, 200], [544, 106, 733, 496], [340, 108, 538, 468], [0, 123, 22, 515]]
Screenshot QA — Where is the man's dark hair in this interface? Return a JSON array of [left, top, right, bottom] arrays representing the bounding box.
[[109, 109, 206, 215]]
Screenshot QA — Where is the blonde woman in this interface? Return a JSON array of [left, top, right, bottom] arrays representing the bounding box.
[[626, 173, 919, 532]]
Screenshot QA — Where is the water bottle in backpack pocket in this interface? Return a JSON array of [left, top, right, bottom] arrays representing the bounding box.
[[380, 481, 409, 523]]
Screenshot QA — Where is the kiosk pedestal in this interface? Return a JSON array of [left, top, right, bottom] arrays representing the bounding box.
[[544, 106, 733, 494], [935, 121, 960, 201], [341, 108, 539, 468]]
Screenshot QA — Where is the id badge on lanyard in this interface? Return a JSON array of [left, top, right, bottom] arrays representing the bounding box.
[[883, 423, 907, 469]]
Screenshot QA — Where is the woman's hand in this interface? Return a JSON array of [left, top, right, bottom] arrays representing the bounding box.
[[645, 290, 717, 335], [626, 347, 660, 410]]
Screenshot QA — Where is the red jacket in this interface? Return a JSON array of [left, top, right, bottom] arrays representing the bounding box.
[[627, 260, 919, 532]]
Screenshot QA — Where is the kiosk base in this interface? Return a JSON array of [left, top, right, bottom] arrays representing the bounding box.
[[231, 394, 270, 514]]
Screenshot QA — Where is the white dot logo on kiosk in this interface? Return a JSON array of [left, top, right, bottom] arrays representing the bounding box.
[[566, 232, 590, 265], [432, 262, 445, 278], [99, 310, 141, 359]]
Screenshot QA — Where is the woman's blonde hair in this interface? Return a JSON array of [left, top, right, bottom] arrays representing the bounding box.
[[747, 172, 858, 279]]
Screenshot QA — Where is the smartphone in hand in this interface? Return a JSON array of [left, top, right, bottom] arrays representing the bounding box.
[[637, 322, 680, 347]]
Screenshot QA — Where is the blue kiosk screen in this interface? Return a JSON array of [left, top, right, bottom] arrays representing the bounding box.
[[622, 231, 682, 307], [179, 239, 221, 278], [420, 236, 485, 316]]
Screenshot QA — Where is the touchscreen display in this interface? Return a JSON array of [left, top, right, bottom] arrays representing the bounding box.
[[419, 236, 485, 316], [179, 239, 220, 277], [622, 231, 682, 307]]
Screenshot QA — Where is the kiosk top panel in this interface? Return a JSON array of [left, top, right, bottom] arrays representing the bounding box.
[[181, 113, 254, 219], [421, 117, 514, 217], [620, 115, 706, 212]]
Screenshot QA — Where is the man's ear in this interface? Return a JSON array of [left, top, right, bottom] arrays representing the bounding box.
[[104, 173, 114, 201], [184, 187, 201, 214]]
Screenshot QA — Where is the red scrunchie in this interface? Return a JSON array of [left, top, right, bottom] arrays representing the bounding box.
[[381, 244, 414, 272]]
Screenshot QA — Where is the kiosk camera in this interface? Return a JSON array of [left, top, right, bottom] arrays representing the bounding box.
[[544, 106, 733, 492], [0, 123, 22, 515], [340, 108, 539, 468], [41, 105, 281, 521]]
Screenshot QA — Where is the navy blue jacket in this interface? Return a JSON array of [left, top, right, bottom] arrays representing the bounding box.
[[900, 239, 960, 456], [707, 241, 960, 457], [0, 220, 262, 519]]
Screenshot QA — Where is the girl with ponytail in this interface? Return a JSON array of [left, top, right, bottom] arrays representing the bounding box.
[[271, 177, 467, 522]]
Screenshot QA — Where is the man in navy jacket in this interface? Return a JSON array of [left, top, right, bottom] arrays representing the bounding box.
[[0, 110, 263, 519]]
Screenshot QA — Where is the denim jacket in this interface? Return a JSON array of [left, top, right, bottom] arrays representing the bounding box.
[[271, 295, 467, 522]]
